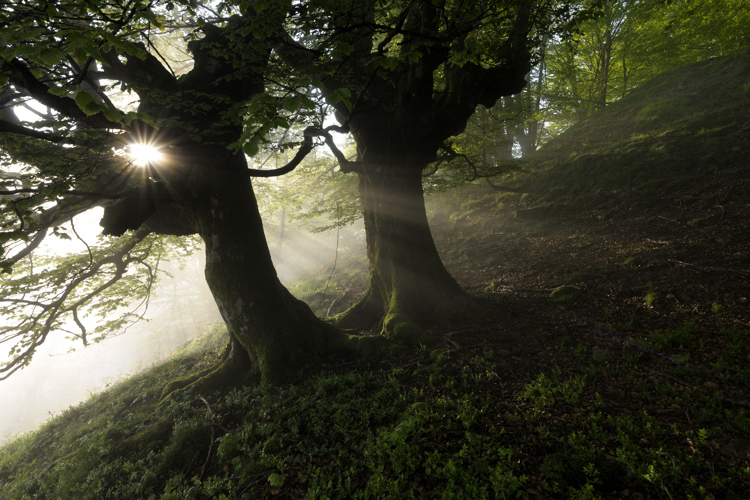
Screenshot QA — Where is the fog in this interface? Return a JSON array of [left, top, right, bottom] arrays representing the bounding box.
[[0, 252, 222, 443], [0, 211, 365, 444]]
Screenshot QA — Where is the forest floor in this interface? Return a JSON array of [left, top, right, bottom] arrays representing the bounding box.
[[426, 171, 750, 498], [1, 55, 749, 499]]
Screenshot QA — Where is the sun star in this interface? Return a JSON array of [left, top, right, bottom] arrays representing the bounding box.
[[129, 143, 164, 166]]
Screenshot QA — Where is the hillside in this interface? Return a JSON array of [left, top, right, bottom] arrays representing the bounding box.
[[1, 54, 749, 499]]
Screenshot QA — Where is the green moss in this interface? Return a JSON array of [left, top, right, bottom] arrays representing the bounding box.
[[348, 334, 388, 359], [383, 312, 425, 343], [549, 285, 580, 303], [645, 291, 667, 307]]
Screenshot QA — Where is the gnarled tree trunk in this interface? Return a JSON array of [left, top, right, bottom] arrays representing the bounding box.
[[198, 173, 348, 385], [336, 158, 468, 337], [150, 152, 351, 396]]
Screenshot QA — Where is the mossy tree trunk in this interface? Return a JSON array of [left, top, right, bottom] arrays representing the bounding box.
[[152, 150, 351, 395], [335, 151, 468, 336], [198, 175, 348, 388], [275, 2, 535, 337]]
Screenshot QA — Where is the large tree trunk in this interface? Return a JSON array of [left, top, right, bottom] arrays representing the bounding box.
[[336, 162, 469, 337], [161, 170, 350, 395], [201, 175, 349, 383]]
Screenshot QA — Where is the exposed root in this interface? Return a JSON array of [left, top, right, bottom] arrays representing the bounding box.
[[331, 289, 384, 331], [159, 341, 256, 403]]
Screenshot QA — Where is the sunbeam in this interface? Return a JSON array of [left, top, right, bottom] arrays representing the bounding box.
[[128, 143, 164, 166]]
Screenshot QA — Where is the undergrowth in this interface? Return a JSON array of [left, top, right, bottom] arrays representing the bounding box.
[[2, 54, 750, 499], [1, 313, 748, 498]]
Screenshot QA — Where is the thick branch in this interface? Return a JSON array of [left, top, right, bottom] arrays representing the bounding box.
[[3, 59, 116, 129], [245, 126, 363, 177], [0, 119, 68, 143], [318, 127, 363, 174], [99, 47, 180, 97]]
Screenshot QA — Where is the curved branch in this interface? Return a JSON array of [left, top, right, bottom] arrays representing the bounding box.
[[245, 127, 316, 177], [0, 119, 68, 143], [318, 126, 363, 174], [3, 198, 101, 266], [3, 59, 117, 129]]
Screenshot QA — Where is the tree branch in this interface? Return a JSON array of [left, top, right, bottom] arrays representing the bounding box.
[[0, 119, 68, 143], [0, 229, 152, 380], [3, 59, 117, 129]]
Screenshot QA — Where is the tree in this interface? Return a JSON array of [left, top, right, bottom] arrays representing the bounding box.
[[275, 0, 580, 335], [538, 0, 750, 135], [0, 1, 353, 389]]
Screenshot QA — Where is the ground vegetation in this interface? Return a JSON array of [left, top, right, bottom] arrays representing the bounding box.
[[2, 52, 748, 499]]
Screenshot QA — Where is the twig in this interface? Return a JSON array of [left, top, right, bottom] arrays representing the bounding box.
[[198, 396, 216, 480], [658, 216, 679, 223], [200, 425, 215, 480]]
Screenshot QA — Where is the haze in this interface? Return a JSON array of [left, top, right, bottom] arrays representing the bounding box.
[[0, 208, 362, 442]]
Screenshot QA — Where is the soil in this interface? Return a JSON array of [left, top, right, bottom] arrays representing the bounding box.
[[415, 166, 750, 497]]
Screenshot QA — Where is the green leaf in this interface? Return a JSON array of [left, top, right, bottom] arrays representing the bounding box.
[[122, 111, 139, 126], [0, 230, 28, 244], [407, 50, 423, 63], [65, 32, 102, 60], [273, 117, 290, 129], [327, 87, 352, 105], [0, 260, 13, 274], [299, 96, 316, 109], [103, 108, 124, 123], [47, 85, 72, 97], [268, 473, 285, 486], [39, 48, 67, 66], [281, 97, 300, 113], [75, 92, 97, 114], [243, 141, 259, 157], [137, 113, 157, 127]]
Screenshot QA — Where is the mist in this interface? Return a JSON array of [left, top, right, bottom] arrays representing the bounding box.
[[0, 211, 365, 443], [0, 251, 222, 443]]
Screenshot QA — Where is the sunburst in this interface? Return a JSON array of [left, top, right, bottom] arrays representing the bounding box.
[[128, 143, 164, 166]]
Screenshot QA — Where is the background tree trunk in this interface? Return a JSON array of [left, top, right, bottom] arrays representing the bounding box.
[[336, 163, 468, 337]]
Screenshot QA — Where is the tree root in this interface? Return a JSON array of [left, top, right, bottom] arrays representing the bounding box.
[[159, 341, 256, 403]]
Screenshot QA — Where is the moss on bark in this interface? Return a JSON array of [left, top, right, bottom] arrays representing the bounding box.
[[335, 164, 470, 336]]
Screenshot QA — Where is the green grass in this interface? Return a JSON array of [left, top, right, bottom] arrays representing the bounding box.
[[2, 317, 748, 498]]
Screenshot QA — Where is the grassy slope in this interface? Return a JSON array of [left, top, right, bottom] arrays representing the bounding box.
[[1, 54, 749, 499]]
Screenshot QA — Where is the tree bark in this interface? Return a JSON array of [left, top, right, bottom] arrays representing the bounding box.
[[335, 162, 468, 337], [198, 174, 349, 386], [154, 153, 350, 396]]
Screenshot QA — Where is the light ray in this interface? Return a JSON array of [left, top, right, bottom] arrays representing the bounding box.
[[128, 143, 164, 166]]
